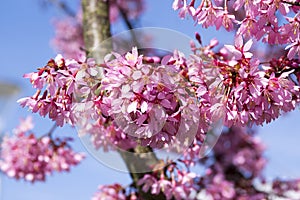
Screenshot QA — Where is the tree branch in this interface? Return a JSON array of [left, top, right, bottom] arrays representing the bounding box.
[[117, 4, 140, 48], [282, 0, 300, 6]]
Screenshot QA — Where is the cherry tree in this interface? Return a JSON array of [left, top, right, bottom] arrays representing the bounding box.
[[1, 0, 300, 199]]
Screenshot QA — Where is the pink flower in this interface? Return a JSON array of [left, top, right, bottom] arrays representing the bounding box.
[[138, 166, 197, 200], [14, 116, 34, 134], [237, 16, 259, 39], [137, 174, 158, 193], [196, 5, 220, 29], [92, 184, 126, 200], [215, 11, 236, 31], [224, 35, 254, 59], [188, 36, 300, 127]]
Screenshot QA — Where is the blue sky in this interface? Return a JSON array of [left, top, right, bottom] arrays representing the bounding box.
[[0, 0, 300, 199]]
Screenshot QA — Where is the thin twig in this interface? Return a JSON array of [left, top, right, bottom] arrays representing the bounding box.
[[117, 4, 140, 48], [46, 0, 76, 17], [282, 0, 300, 6], [47, 123, 58, 138]]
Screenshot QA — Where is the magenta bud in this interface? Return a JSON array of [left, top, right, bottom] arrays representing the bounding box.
[[152, 56, 161, 63], [195, 32, 202, 45], [144, 57, 154, 63]]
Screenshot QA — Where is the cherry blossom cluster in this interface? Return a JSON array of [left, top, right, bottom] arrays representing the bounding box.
[[18, 40, 300, 153], [52, 13, 85, 59], [15, 53, 132, 151], [17, 49, 204, 153], [98, 47, 201, 149], [172, 0, 300, 58], [169, 127, 265, 199], [195, 126, 300, 199], [212, 127, 266, 179], [98, 127, 299, 199], [188, 36, 300, 127], [0, 117, 84, 183], [92, 162, 198, 200], [17, 55, 81, 126], [92, 127, 300, 199], [137, 164, 197, 200]]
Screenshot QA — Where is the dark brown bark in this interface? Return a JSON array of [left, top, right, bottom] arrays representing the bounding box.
[[81, 1, 164, 199]]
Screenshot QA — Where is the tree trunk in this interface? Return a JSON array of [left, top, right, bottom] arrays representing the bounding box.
[[81, 0, 111, 64], [81, 1, 164, 199]]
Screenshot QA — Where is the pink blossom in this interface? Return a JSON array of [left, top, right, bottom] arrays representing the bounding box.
[[0, 117, 84, 182], [109, 0, 145, 22], [237, 16, 259, 39], [206, 174, 236, 199], [137, 165, 197, 200], [215, 11, 236, 31], [280, 15, 300, 43], [18, 55, 89, 126], [172, 0, 299, 48], [52, 13, 84, 59], [196, 5, 220, 29], [189, 37, 300, 127], [92, 184, 126, 200]]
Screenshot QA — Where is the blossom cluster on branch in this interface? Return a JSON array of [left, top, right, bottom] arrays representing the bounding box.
[[92, 126, 300, 200], [0, 117, 84, 182], [1, 0, 300, 199], [173, 0, 300, 58], [8, 26, 300, 197], [13, 39, 300, 198], [189, 36, 300, 127]]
